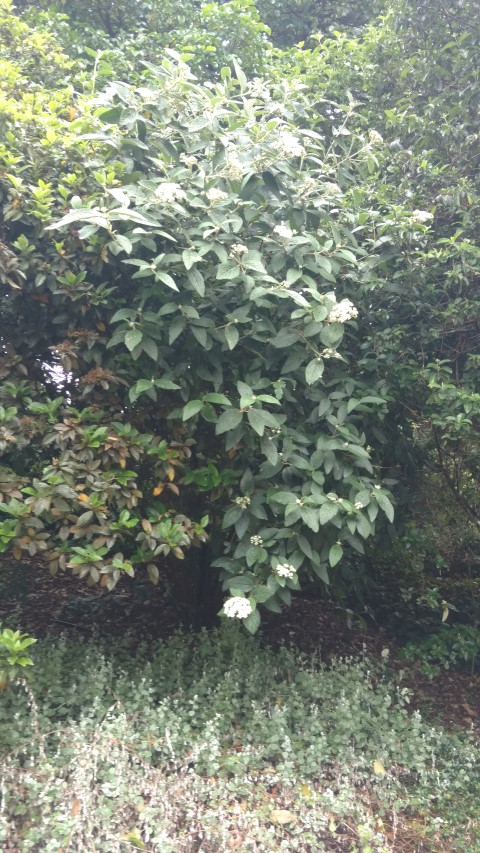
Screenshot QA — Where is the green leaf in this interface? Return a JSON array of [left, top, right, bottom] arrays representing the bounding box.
[[129, 378, 155, 402], [376, 492, 395, 523], [156, 272, 178, 291], [217, 262, 240, 280], [356, 514, 372, 539], [225, 325, 239, 350], [142, 337, 158, 362], [125, 329, 143, 352], [329, 543, 343, 567], [112, 234, 132, 254], [168, 317, 186, 345], [232, 57, 247, 92], [225, 575, 253, 592], [251, 584, 274, 603], [203, 393, 231, 405], [215, 409, 243, 435], [271, 329, 299, 348], [314, 563, 331, 584], [182, 248, 201, 270], [222, 506, 243, 528], [187, 269, 205, 296], [182, 400, 203, 420], [319, 503, 339, 525], [301, 506, 319, 532], [305, 358, 325, 385], [247, 408, 269, 436], [243, 608, 261, 634], [155, 378, 181, 390]]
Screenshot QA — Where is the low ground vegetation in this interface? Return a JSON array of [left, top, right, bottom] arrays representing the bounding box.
[[1, 626, 479, 852]]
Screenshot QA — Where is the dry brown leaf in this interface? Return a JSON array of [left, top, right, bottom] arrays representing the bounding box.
[[270, 809, 296, 825]]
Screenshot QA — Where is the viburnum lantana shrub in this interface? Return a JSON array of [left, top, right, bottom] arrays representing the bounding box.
[[0, 48, 393, 630]]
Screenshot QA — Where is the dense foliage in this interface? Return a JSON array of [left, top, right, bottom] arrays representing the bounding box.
[[1, 0, 479, 634]]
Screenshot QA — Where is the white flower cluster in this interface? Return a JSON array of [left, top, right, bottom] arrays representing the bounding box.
[[328, 299, 358, 324], [154, 182, 186, 204], [224, 151, 244, 181], [278, 131, 305, 160], [230, 243, 248, 257], [273, 224, 293, 240], [368, 129, 384, 146], [235, 496, 251, 509], [274, 563, 296, 579], [223, 597, 253, 619], [206, 187, 228, 204], [355, 501, 365, 510], [250, 534, 263, 546], [412, 209, 434, 224], [298, 176, 317, 196], [322, 182, 341, 196], [248, 78, 270, 100]]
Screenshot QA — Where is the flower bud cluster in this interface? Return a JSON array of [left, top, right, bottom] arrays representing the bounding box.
[[322, 182, 341, 196], [230, 243, 248, 257], [368, 129, 384, 146], [234, 496, 251, 509], [206, 187, 228, 204], [180, 153, 197, 168], [250, 534, 263, 546]]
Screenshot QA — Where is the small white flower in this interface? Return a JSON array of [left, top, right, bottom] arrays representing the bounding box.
[[355, 501, 365, 510], [321, 347, 340, 359], [206, 187, 228, 204], [273, 224, 293, 240], [374, 484, 381, 490], [412, 209, 434, 224], [274, 563, 296, 579], [327, 299, 358, 324], [250, 534, 263, 546], [230, 243, 249, 257], [368, 130, 384, 146], [223, 597, 253, 619], [154, 182, 186, 204]]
